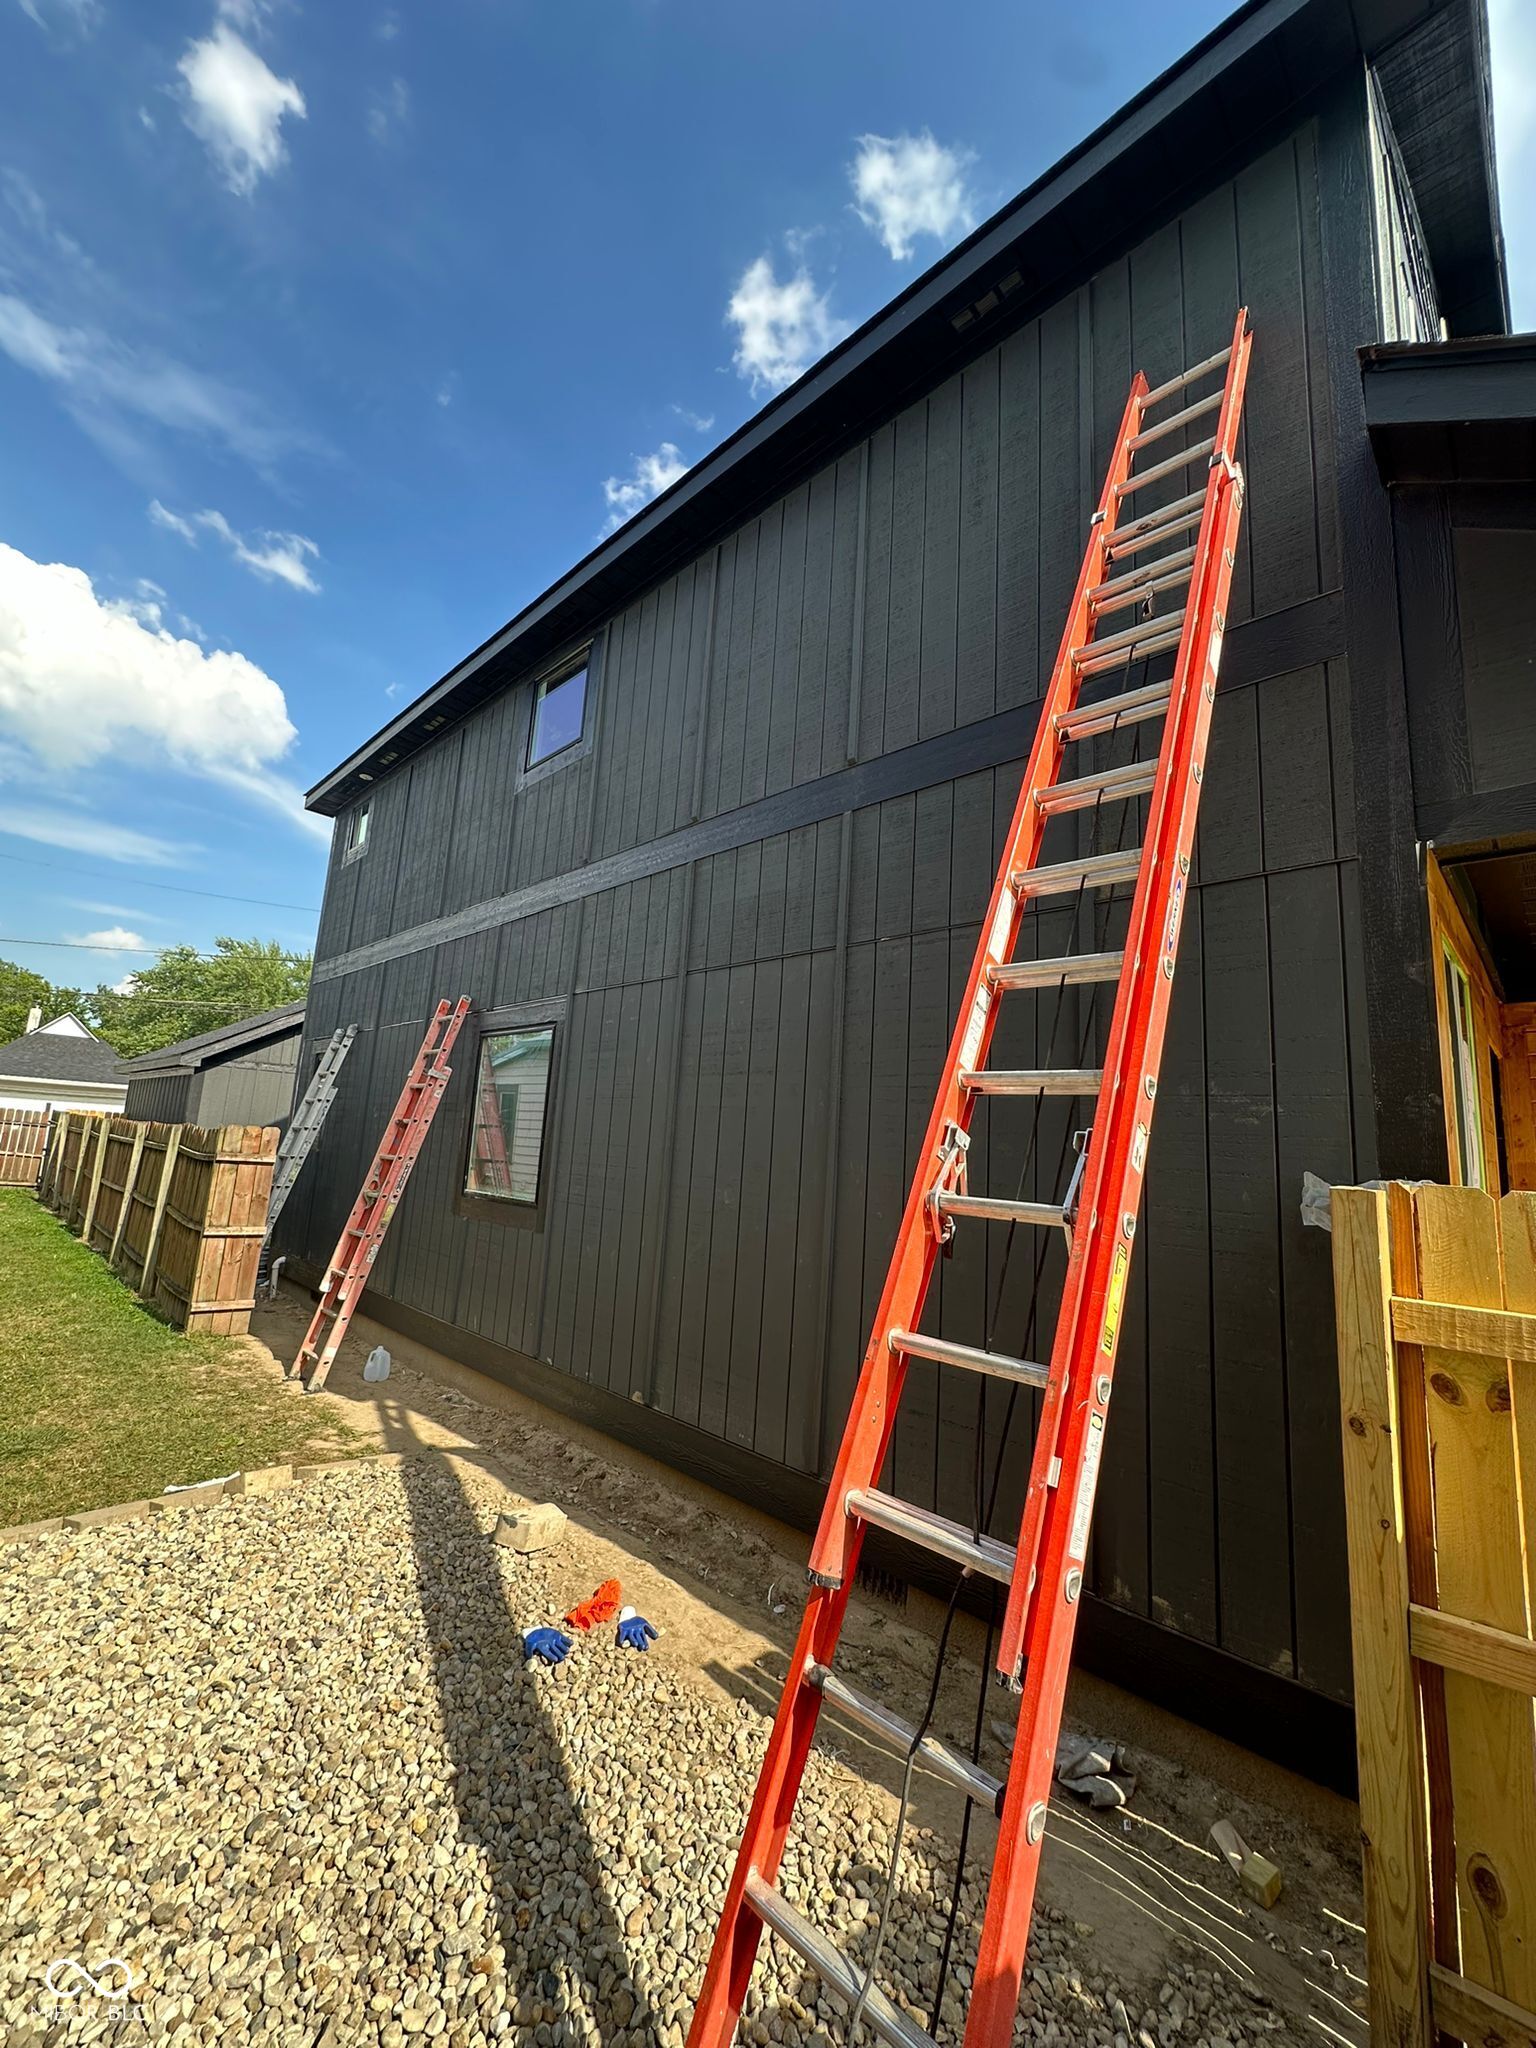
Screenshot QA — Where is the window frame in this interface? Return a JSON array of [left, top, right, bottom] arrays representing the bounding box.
[[517, 641, 600, 789], [454, 1000, 565, 1229], [343, 799, 371, 864]]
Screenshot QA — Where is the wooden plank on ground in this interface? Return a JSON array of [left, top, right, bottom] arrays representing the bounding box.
[[1332, 1185, 1433, 2048], [1415, 1184, 1536, 2008]]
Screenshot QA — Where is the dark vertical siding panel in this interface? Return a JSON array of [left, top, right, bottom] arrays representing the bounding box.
[[1270, 866, 1354, 1700], [1204, 878, 1291, 1677], [765, 487, 809, 798], [1036, 297, 1082, 688], [857, 424, 895, 761], [883, 405, 928, 753], [996, 321, 1041, 714], [700, 963, 754, 1437], [955, 350, 1000, 728], [821, 451, 863, 776], [1146, 895, 1217, 1642], [786, 948, 834, 1474], [729, 959, 781, 1447], [795, 467, 836, 787], [918, 379, 961, 742], [1259, 667, 1335, 869]]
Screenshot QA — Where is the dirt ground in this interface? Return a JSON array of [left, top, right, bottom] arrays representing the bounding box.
[[248, 1285, 1369, 2045]]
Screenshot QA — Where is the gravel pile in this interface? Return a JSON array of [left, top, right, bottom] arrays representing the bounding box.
[[2, 1459, 1303, 2047]]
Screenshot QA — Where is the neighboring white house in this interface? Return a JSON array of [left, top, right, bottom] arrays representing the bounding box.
[[0, 1012, 128, 1113]]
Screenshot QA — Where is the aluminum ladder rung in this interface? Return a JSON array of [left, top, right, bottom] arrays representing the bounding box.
[[808, 1664, 1004, 1813], [1012, 846, 1142, 894], [1141, 340, 1233, 410], [1075, 621, 1185, 678], [744, 1875, 932, 2048], [959, 1067, 1103, 1097], [1037, 759, 1156, 818], [846, 1487, 1016, 1584], [1074, 605, 1187, 666], [1127, 387, 1223, 453], [890, 1328, 1049, 1387], [1056, 678, 1172, 741], [932, 1191, 1069, 1229], [1090, 547, 1196, 613], [1118, 436, 1216, 498], [1105, 502, 1206, 568], [989, 949, 1124, 990]]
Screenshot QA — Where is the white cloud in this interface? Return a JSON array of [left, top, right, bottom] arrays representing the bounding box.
[[671, 404, 715, 434], [68, 900, 168, 924], [727, 255, 848, 395], [0, 540, 314, 839], [149, 500, 321, 592], [368, 77, 411, 143], [1491, 0, 1536, 327], [15, 0, 100, 37], [0, 294, 306, 472], [178, 22, 306, 195], [601, 442, 689, 533], [849, 131, 976, 262], [147, 499, 198, 544], [71, 926, 153, 954], [0, 804, 193, 867]]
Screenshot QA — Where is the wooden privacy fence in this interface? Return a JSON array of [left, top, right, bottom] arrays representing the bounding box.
[[0, 1106, 50, 1186], [37, 1110, 277, 1334], [1334, 1181, 1536, 2048]]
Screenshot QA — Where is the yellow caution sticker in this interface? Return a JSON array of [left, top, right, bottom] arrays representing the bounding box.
[[1100, 1244, 1129, 1355]]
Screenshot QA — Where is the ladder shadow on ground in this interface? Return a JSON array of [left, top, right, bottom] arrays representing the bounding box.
[[382, 1404, 662, 2044]]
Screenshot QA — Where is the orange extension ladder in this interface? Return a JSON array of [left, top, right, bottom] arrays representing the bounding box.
[[686, 311, 1253, 2048], [289, 997, 470, 1393]]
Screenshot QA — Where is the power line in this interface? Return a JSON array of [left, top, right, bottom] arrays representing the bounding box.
[[0, 848, 321, 913], [0, 936, 228, 955]]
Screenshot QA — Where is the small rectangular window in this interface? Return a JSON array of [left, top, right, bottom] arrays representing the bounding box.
[[345, 801, 371, 859], [528, 665, 587, 767], [1443, 946, 1486, 1190], [464, 1023, 554, 1204]]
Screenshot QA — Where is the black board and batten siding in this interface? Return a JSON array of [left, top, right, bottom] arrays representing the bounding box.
[[286, 94, 1389, 1762]]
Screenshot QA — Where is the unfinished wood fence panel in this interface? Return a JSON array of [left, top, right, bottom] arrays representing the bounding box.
[[1335, 1183, 1536, 2048], [149, 1123, 277, 1334], [0, 1106, 50, 1187], [30, 1111, 275, 1335]]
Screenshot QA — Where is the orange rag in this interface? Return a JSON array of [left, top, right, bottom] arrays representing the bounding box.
[[564, 1578, 622, 1631]]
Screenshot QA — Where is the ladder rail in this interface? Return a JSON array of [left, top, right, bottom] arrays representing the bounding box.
[[289, 999, 470, 1392], [963, 312, 1252, 2048], [262, 1023, 357, 1248], [685, 313, 1254, 2048]]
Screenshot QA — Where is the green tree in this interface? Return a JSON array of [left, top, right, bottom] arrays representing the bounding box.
[[0, 960, 86, 1048], [89, 937, 312, 1059]]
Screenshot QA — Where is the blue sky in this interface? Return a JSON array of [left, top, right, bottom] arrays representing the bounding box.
[[0, 0, 1531, 1008]]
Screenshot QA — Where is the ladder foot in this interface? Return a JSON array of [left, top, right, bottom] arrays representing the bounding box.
[[806, 1568, 842, 1589]]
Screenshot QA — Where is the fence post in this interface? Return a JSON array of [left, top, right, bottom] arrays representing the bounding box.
[[67, 1114, 94, 1224], [1332, 1184, 1432, 2048], [79, 1116, 110, 1243], [109, 1122, 147, 1270], [140, 1124, 181, 1299]]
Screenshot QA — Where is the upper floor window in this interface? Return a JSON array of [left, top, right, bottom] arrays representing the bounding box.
[[344, 800, 371, 861], [528, 664, 588, 768]]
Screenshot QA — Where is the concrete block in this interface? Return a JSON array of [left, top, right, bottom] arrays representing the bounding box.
[[0, 1517, 63, 1544], [494, 1504, 567, 1554], [226, 1464, 294, 1498], [64, 1501, 151, 1530]]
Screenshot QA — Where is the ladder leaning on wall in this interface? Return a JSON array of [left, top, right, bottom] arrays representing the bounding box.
[[686, 310, 1253, 2048], [256, 1021, 358, 1302]]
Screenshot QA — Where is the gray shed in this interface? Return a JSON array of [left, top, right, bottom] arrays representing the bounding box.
[[118, 1003, 306, 1128]]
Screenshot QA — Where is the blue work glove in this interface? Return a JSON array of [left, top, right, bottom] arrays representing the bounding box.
[[523, 1625, 573, 1666], [616, 1606, 658, 1652]]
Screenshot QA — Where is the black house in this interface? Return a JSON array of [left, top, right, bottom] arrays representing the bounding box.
[[281, 0, 1530, 1777]]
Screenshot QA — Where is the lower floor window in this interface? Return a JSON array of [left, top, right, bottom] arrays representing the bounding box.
[[464, 1023, 554, 1204]]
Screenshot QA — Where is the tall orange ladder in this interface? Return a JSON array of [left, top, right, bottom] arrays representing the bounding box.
[[289, 997, 470, 1393], [686, 310, 1252, 2048]]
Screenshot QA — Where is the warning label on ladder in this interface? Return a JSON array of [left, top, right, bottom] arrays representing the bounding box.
[[1068, 1413, 1105, 1564], [1100, 1243, 1129, 1354]]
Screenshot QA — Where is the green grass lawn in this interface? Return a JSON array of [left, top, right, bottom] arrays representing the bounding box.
[[0, 1190, 365, 1527]]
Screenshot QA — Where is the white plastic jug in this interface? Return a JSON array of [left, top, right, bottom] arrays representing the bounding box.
[[363, 1345, 392, 1383]]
